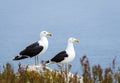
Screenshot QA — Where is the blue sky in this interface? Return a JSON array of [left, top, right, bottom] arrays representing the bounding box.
[[1, 0, 120, 30], [1, 0, 120, 44]]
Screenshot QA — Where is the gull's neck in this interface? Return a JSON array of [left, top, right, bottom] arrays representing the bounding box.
[[39, 36, 48, 46], [66, 42, 75, 52]]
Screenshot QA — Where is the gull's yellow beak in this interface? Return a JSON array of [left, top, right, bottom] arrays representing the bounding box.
[[74, 39, 80, 43], [47, 33, 52, 36]]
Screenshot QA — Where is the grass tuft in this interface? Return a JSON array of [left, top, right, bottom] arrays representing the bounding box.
[[80, 55, 120, 83]]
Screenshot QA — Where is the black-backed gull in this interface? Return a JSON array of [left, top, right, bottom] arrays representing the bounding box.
[[13, 31, 52, 65]]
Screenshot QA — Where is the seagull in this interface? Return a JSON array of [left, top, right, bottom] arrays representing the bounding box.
[[45, 37, 79, 83], [45, 37, 79, 65], [13, 31, 52, 65]]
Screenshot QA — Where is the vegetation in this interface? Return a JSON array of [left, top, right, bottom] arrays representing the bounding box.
[[0, 55, 120, 83], [80, 55, 120, 83]]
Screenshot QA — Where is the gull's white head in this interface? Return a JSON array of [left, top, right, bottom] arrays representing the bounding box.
[[40, 31, 52, 37], [68, 37, 80, 43]]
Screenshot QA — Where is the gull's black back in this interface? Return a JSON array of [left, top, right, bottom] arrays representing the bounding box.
[[51, 51, 68, 63], [20, 42, 43, 57]]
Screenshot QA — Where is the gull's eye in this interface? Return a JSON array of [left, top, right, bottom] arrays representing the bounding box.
[[43, 32, 47, 34], [72, 38, 74, 41]]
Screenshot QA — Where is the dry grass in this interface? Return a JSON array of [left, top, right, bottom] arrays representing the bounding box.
[[0, 56, 120, 83], [80, 55, 120, 83], [0, 63, 81, 83]]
